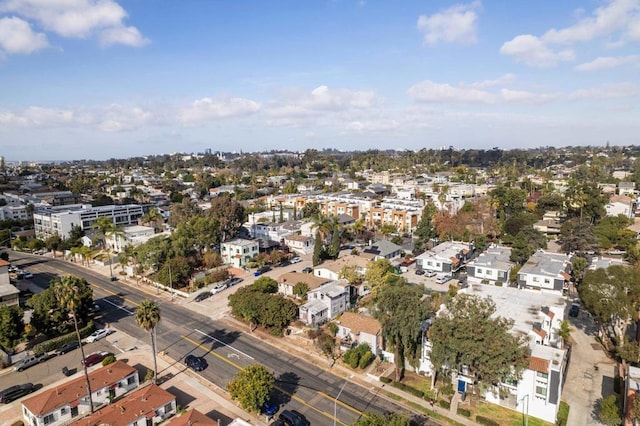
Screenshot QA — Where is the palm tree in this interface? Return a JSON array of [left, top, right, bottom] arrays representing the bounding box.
[[141, 208, 164, 233], [53, 275, 94, 412], [135, 299, 161, 384], [93, 217, 124, 279]]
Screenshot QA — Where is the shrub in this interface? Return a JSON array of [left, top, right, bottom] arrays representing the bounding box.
[[437, 399, 450, 409], [495, 281, 503, 287], [476, 416, 500, 426], [379, 376, 392, 384], [307, 328, 323, 340], [270, 328, 284, 337], [440, 383, 455, 396], [328, 323, 339, 336], [11, 421, 24, 426], [144, 368, 155, 382], [32, 321, 95, 355], [207, 268, 229, 284], [457, 407, 471, 417], [343, 343, 372, 369], [358, 351, 375, 369], [390, 381, 424, 398], [102, 355, 116, 366]]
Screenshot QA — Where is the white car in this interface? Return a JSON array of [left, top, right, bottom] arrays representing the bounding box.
[[23, 271, 33, 279], [290, 257, 302, 264], [211, 282, 228, 295], [86, 328, 112, 343], [435, 274, 452, 284]]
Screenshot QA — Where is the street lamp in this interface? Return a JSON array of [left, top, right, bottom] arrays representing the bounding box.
[[520, 394, 529, 426], [334, 375, 353, 426]]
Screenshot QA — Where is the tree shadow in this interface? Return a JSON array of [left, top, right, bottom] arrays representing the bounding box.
[[591, 397, 603, 422], [196, 328, 242, 349], [274, 371, 300, 407]]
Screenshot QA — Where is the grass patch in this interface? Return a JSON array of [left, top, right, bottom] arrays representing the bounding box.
[[475, 401, 553, 426], [556, 401, 570, 426]]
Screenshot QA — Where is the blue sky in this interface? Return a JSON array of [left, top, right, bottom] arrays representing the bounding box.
[[0, 0, 639, 161]]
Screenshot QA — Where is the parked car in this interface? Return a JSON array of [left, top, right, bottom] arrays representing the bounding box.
[[185, 354, 208, 372], [226, 277, 243, 287], [415, 269, 425, 276], [81, 351, 111, 367], [435, 274, 452, 284], [211, 282, 228, 295], [302, 267, 313, 274], [0, 383, 36, 403], [55, 341, 80, 355], [86, 328, 112, 343], [194, 291, 213, 302], [254, 266, 271, 277], [89, 303, 101, 313], [14, 356, 40, 372], [23, 271, 33, 279], [569, 303, 580, 317], [259, 400, 278, 417], [37, 352, 57, 363], [277, 260, 292, 267], [8, 265, 18, 273], [289, 257, 302, 264], [276, 410, 310, 426], [424, 270, 437, 277]]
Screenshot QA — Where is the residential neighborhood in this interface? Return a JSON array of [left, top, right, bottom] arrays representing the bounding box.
[[1, 145, 640, 426]]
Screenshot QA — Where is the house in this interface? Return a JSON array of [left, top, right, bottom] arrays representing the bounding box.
[[313, 254, 370, 281], [106, 225, 156, 253], [220, 239, 259, 268], [299, 280, 350, 326], [588, 256, 626, 271], [166, 409, 218, 426], [517, 251, 572, 294], [335, 312, 382, 354], [283, 234, 314, 255], [415, 241, 474, 273], [419, 284, 568, 424], [0, 259, 19, 307], [606, 195, 634, 219], [361, 240, 404, 261], [277, 272, 330, 298], [466, 246, 514, 285], [623, 366, 640, 426], [22, 360, 139, 426], [619, 181, 636, 196], [68, 384, 176, 426]]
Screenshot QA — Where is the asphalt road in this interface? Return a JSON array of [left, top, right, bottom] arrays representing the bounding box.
[[9, 252, 434, 426]]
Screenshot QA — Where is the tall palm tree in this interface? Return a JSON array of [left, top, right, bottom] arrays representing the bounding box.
[[93, 217, 124, 278], [53, 275, 94, 413], [135, 299, 161, 384]]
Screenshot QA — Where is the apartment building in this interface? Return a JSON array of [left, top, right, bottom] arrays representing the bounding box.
[[517, 251, 572, 294], [466, 246, 514, 285], [220, 238, 259, 268], [299, 280, 350, 326]]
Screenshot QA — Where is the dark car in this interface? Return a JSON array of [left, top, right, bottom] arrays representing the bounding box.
[[277, 410, 310, 426], [254, 266, 271, 277], [277, 260, 292, 267], [55, 341, 80, 355], [569, 304, 580, 317], [226, 277, 243, 287], [81, 351, 110, 367], [415, 269, 425, 276], [185, 354, 208, 372], [301, 267, 313, 274], [261, 400, 278, 417], [0, 383, 36, 404], [194, 291, 213, 302]]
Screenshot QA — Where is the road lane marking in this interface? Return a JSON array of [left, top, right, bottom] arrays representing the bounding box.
[[180, 335, 352, 426], [194, 328, 255, 360], [102, 297, 136, 315]]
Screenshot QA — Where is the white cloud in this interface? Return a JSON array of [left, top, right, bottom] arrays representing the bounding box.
[[500, 34, 574, 68], [266, 85, 377, 118], [465, 73, 515, 89], [500, 89, 560, 104], [417, 1, 480, 45], [0, 0, 149, 47], [542, 0, 639, 44], [568, 82, 640, 100], [0, 16, 47, 54], [575, 54, 640, 71], [178, 97, 261, 125], [346, 120, 400, 133], [407, 80, 494, 103]]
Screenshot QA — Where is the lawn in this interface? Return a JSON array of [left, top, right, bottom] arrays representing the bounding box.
[[475, 401, 554, 426]]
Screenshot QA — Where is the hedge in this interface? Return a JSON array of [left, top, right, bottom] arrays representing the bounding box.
[[457, 407, 471, 417], [476, 415, 500, 426], [379, 376, 392, 384], [437, 399, 450, 409], [390, 381, 425, 398], [32, 321, 96, 355]]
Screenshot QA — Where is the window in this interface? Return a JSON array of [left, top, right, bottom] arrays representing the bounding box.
[[536, 371, 548, 380], [544, 278, 550, 284], [60, 408, 67, 415], [533, 277, 539, 282], [535, 385, 547, 397], [43, 414, 54, 425], [486, 270, 492, 275], [127, 376, 136, 385], [96, 390, 101, 396], [477, 268, 482, 274]]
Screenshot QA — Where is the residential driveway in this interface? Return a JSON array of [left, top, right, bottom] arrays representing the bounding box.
[[563, 309, 615, 426], [404, 266, 455, 293]]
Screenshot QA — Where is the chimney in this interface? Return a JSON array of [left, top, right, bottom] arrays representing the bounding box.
[[120, 406, 125, 414]]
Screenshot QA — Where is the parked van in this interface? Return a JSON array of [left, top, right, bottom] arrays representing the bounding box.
[[14, 355, 40, 372], [0, 383, 35, 403]]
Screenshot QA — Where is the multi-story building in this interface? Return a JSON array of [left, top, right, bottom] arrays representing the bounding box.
[[106, 225, 156, 253], [33, 204, 147, 240], [517, 251, 572, 294], [466, 246, 514, 285], [220, 238, 259, 268], [0, 259, 19, 307], [415, 241, 474, 273], [299, 280, 350, 326]]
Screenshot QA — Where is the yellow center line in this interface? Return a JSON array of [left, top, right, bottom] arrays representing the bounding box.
[[181, 334, 356, 425]]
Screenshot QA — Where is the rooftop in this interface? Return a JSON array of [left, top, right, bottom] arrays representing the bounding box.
[[337, 312, 381, 336], [518, 250, 571, 278]]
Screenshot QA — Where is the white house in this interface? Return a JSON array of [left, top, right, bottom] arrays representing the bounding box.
[[67, 384, 176, 426], [466, 246, 514, 285], [419, 284, 568, 424], [517, 251, 572, 294], [313, 254, 370, 281], [336, 312, 382, 354], [106, 225, 156, 253], [220, 239, 259, 268], [415, 241, 474, 273], [361, 240, 404, 261], [283, 234, 315, 255], [22, 361, 139, 426], [299, 280, 350, 326], [606, 195, 634, 219], [277, 272, 330, 298]]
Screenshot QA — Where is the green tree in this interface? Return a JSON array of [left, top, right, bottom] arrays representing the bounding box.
[[312, 232, 323, 266], [414, 202, 437, 253], [373, 283, 430, 381], [0, 305, 24, 350], [561, 219, 599, 254], [227, 364, 275, 413], [352, 412, 410, 426], [293, 282, 309, 300], [429, 294, 530, 394], [209, 193, 246, 242], [555, 320, 573, 346], [252, 276, 278, 293], [364, 258, 395, 297], [135, 299, 161, 384], [316, 332, 340, 367], [53, 275, 95, 412], [598, 395, 621, 426]]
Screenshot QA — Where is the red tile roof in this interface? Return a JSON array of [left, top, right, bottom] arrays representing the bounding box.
[[528, 356, 549, 374], [166, 409, 218, 426]]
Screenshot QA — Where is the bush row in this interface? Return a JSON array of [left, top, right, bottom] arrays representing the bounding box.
[[390, 381, 425, 398], [32, 321, 95, 355], [437, 399, 450, 409], [457, 407, 471, 417]]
